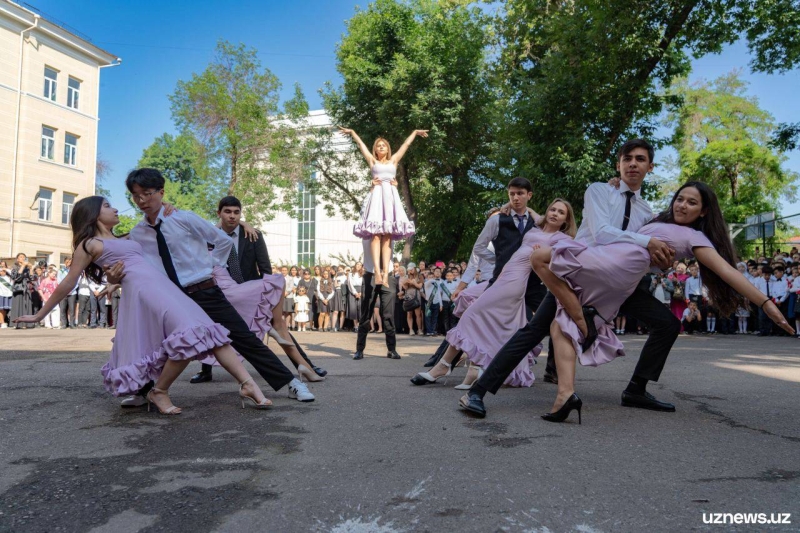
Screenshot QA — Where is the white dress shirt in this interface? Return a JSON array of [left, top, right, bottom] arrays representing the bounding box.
[[227, 225, 239, 254], [472, 210, 529, 263], [684, 275, 702, 299], [771, 277, 789, 303], [752, 276, 770, 298], [129, 207, 232, 287], [575, 182, 653, 248], [462, 241, 495, 283]]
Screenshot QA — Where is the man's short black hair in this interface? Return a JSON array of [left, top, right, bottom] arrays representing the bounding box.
[[126, 168, 165, 193], [617, 139, 655, 163], [507, 177, 532, 192], [218, 196, 242, 211]]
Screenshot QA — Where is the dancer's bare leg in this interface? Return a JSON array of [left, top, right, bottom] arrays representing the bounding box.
[[371, 235, 383, 285], [380, 236, 392, 287], [149, 359, 192, 413], [213, 344, 270, 405], [531, 246, 588, 338], [271, 294, 292, 339], [549, 321, 577, 413], [427, 345, 460, 378]]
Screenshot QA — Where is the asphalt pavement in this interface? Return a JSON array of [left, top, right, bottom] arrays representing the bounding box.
[[1, 327, 798, 532]]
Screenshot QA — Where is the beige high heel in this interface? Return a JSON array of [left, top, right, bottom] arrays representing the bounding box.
[[455, 364, 484, 390], [146, 387, 181, 415], [297, 364, 325, 383], [268, 328, 295, 347], [239, 378, 272, 409]]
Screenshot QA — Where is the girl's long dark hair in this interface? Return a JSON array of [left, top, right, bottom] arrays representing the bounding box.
[[71, 196, 106, 284], [649, 181, 742, 315]]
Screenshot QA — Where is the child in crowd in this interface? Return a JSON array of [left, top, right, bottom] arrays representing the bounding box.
[[423, 269, 442, 336], [439, 269, 459, 333], [735, 300, 750, 334], [317, 270, 334, 332], [294, 286, 310, 332], [0, 261, 13, 327], [682, 300, 703, 335], [37, 269, 60, 329]]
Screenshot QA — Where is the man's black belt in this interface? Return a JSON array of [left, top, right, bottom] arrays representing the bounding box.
[[184, 278, 216, 294]]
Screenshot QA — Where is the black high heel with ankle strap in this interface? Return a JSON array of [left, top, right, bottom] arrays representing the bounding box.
[[541, 393, 582, 424], [580, 306, 599, 353]]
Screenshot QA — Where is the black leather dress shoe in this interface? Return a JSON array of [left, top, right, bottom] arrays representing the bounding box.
[[353, 351, 364, 360], [189, 371, 212, 384], [312, 365, 328, 377], [621, 390, 675, 412], [459, 392, 486, 418], [387, 351, 401, 359], [543, 373, 558, 384]]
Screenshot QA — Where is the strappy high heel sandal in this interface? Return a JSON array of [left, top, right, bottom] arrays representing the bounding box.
[[268, 329, 295, 347], [410, 359, 452, 386], [454, 364, 483, 390], [146, 387, 181, 415], [298, 364, 325, 383], [239, 378, 272, 409]]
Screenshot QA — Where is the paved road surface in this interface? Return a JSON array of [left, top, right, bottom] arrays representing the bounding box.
[[1, 328, 798, 532]]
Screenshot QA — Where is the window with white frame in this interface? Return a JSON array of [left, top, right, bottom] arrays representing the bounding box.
[[62, 192, 76, 224], [38, 188, 53, 221], [44, 67, 57, 101], [41, 126, 55, 160], [64, 133, 78, 166], [67, 77, 80, 109], [296, 183, 316, 267]]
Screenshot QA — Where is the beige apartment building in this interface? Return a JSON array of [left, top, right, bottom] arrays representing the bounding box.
[[0, 0, 118, 266]]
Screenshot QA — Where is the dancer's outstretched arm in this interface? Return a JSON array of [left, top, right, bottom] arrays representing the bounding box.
[[14, 240, 98, 323], [695, 247, 795, 334], [338, 127, 374, 166], [391, 130, 428, 165]]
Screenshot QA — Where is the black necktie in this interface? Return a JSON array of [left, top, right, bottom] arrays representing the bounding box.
[[766, 280, 771, 298], [515, 214, 526, 234], [621, 191, 635, 231], [151, 221, 181, 288], [227, 231, 245, 284]]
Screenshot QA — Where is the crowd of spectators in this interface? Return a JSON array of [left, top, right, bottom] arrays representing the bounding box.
[[4, 245, 798, 340], [1, 253, 119, 330]]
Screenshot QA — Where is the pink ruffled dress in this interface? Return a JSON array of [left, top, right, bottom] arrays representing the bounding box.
[[446, 226, 571, 387], [98, 238, 230, 396], [453, 282, 487, 318], [199, 267, 285, 366], [353, 162, 415, 239], [549, 222, 714, 367]]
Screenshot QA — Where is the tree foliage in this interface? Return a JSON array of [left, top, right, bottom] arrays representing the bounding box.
[[169, 40, 303, 212], [493, 0, 800, 215], [95, 155, 111, 197], [136, 132, 225, 219], [321, 0, 497, 260], [667, 72, 798, 223]]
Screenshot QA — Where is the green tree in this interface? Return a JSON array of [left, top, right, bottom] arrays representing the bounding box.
[[136, 132, 225, 219], [667, 72, 798, 222], [95, 155, 111, 197], [169, 40, 299, 211], [493, 0, 800, 215], [321, 0, 497, 260], [113, 214, 139, 236]]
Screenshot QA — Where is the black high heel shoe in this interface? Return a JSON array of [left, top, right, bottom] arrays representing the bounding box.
[[541, 393, 582, 424], [580, 306, 599, 353]]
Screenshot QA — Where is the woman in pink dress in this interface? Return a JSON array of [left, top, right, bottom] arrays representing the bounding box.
[[14, 196, 273, 414], [668, 262, 689, 323], [411, 198, 577, 388], [339, 127, 427, 286], [529, 182, 794, 423]]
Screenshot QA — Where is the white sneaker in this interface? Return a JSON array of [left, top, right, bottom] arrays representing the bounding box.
[[287, 378, 315, 402], [120, 395, 147, 407]]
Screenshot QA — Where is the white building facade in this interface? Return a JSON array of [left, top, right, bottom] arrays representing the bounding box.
[[0, 0, 119, 265], [257, 110, 367, 268]]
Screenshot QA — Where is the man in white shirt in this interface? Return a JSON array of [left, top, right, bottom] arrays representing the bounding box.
[[87, 277, 107, 328], [352, 237, 400, 360], [105, 168, 314, 405], [464, 139, 679, 418], [76, 273, 92, 328], [439, 269, 460, 332]]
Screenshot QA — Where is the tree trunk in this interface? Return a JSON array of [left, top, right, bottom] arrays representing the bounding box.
[[396, 162, 417, 261], [603, 0, 701, 158]]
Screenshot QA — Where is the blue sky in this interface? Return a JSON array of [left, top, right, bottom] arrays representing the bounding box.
[[25, 0, 800, 217]]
